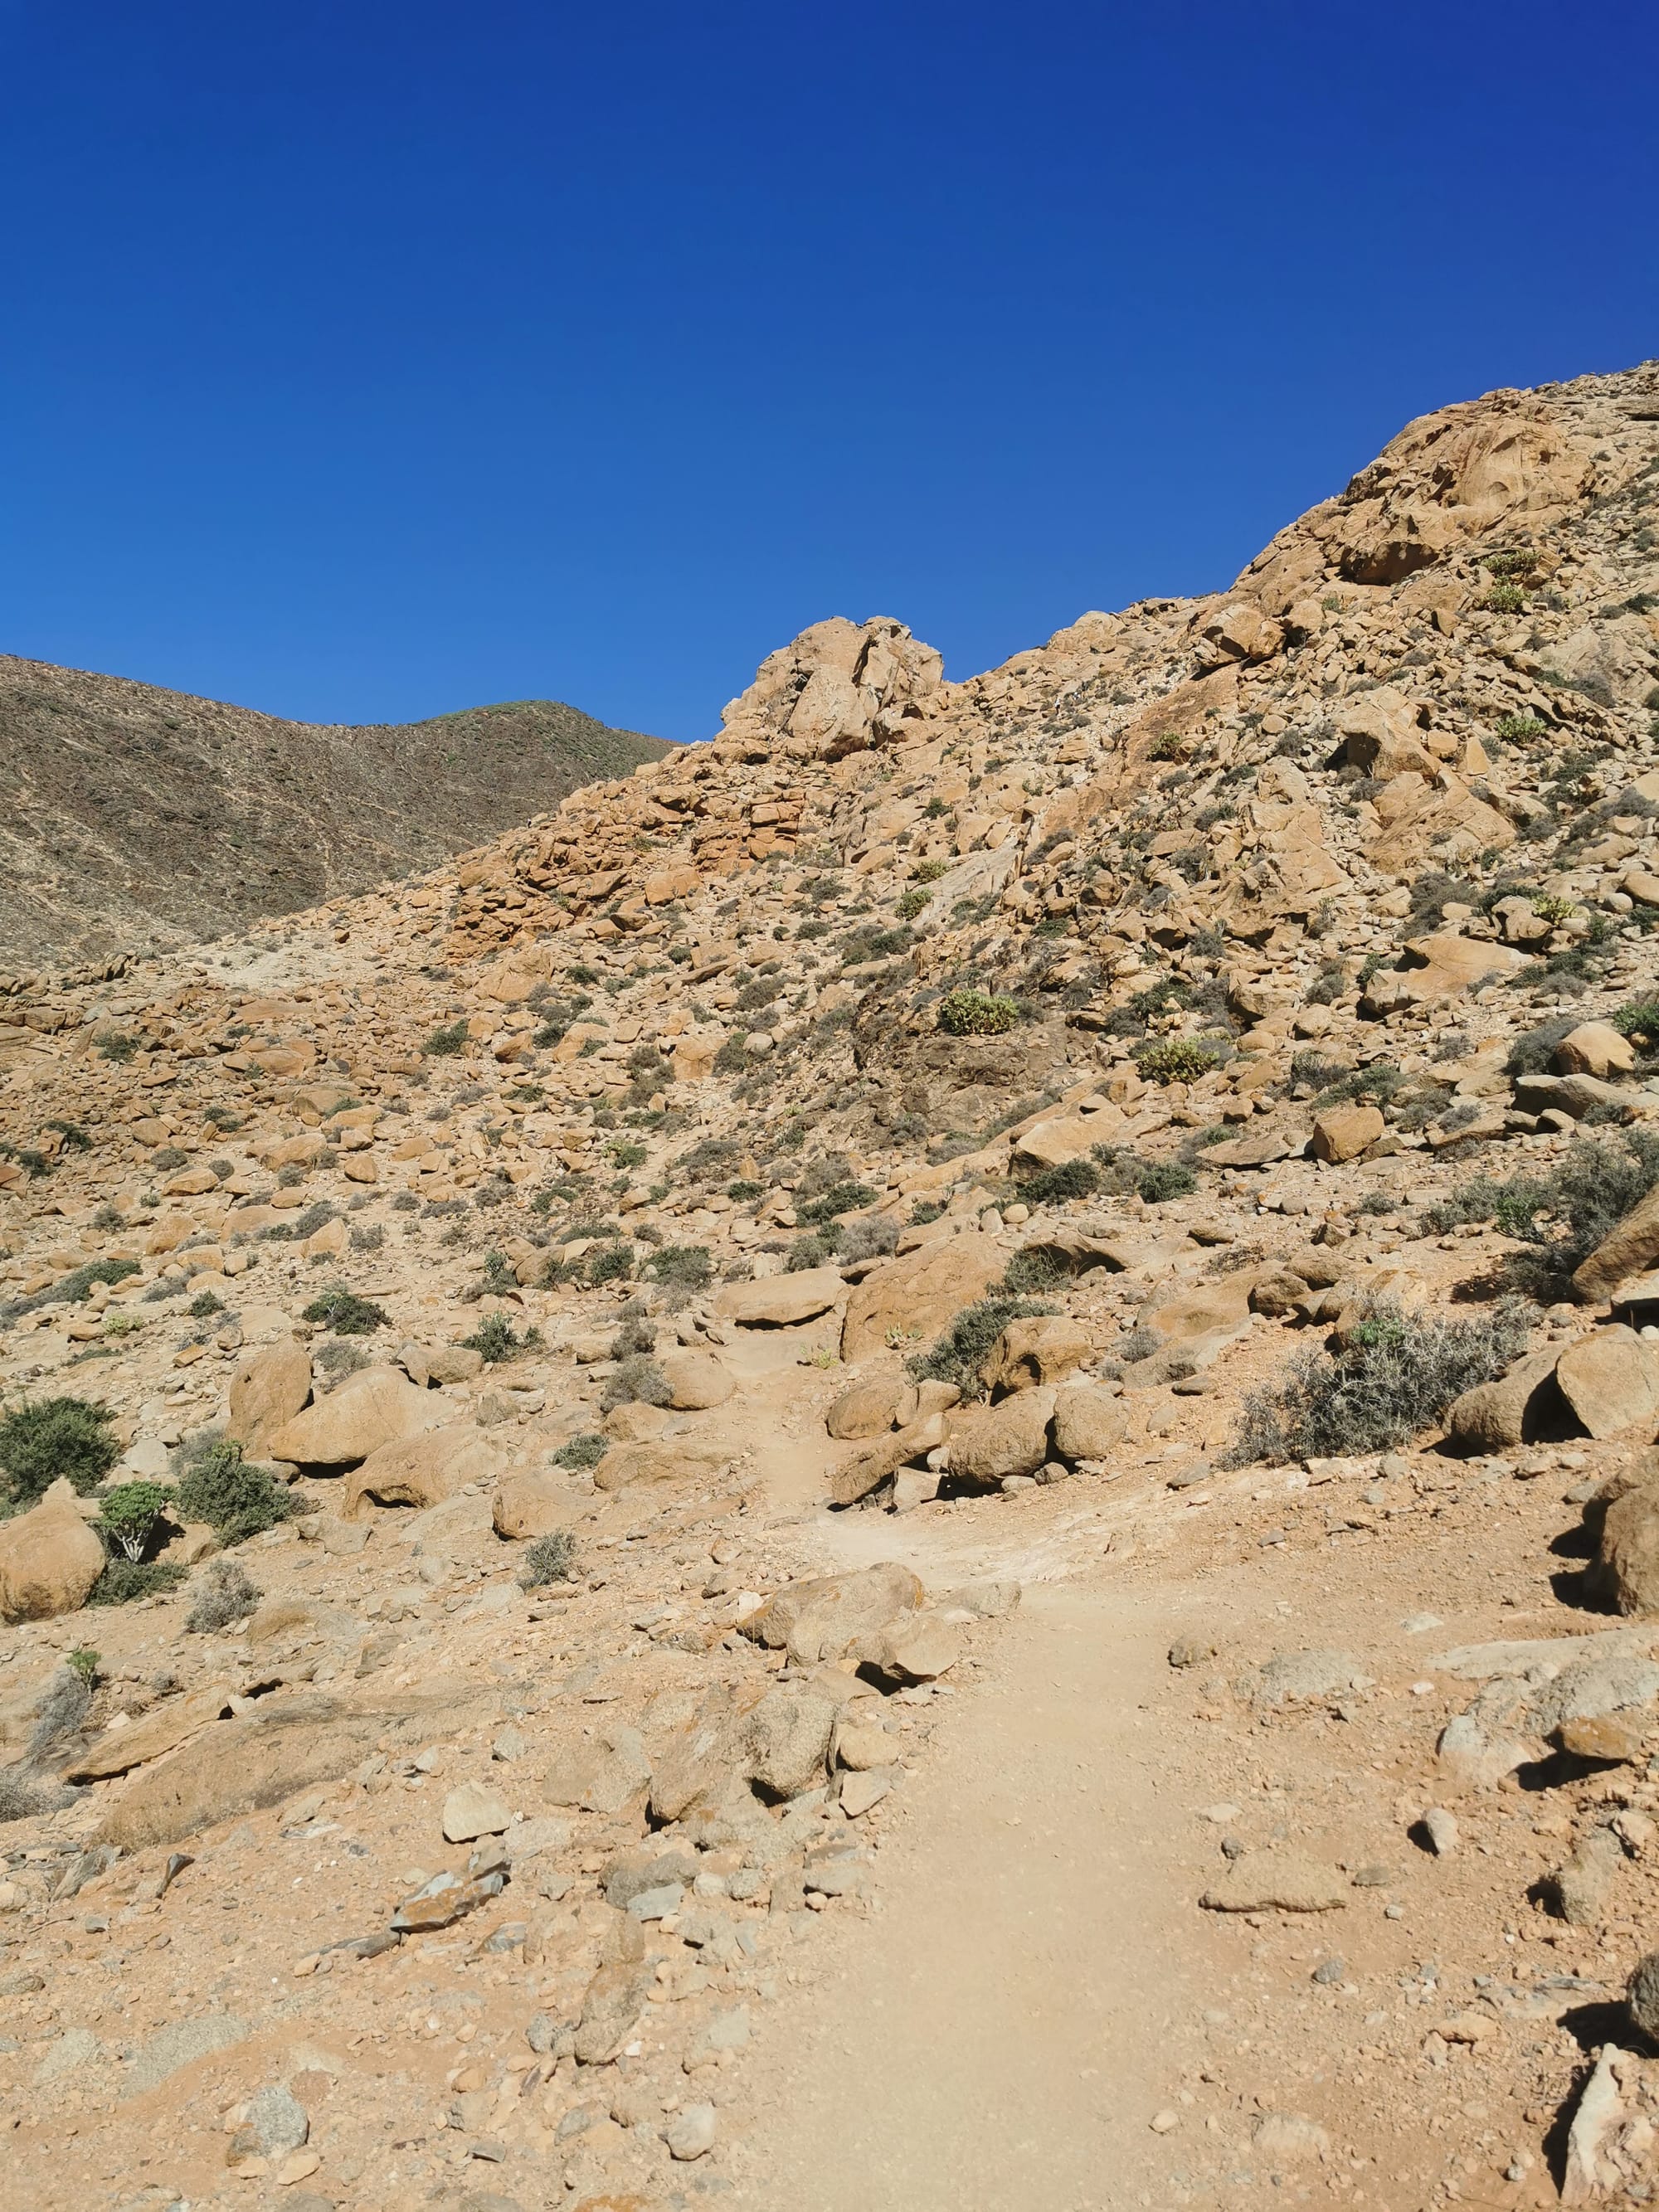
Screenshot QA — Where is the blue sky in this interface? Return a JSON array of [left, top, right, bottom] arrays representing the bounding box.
[[2, 1, 1655, 742]]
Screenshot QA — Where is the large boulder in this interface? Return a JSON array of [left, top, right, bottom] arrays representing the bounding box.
[[1555, 1328, 1659, 1439], [715, 1267, 844, 1328], [1575, 1184, 1659, 1303], [740, 1562, 923, 1666], [591, 1437, 732, 1494], [491, 1466, 583, 1541], [1051, 1384, 1129, 1461], [949, 1389, 1056, 1484], [982, 1316, 1092, 1393], [656, 1350, 734, 1410], [0, 1480, 106, 1621], [264, 1367, 439, 1469], [825, 1412, 947, 1509], [825, 1374, 911, 1440], [740, 1681, 839, 1798], [1598, 1488, 1659, 1616], [1556, 1023, 1637, 1081], [840, 1232, 1005, 1361], [340, 1426, 497, 1518], [1447, 1348, 1564, 1449], [1310, 1104, 1383, 1164], [226, 1340, 313, 1453]]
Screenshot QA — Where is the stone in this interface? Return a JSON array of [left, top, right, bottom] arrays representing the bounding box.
[[391, 1865, 505, 1932], [1627, 1951, 1659, 2041], [1574, 1181, 1659, 1302], [1199, 1850, 1347, 1913], [1252, 2114, 1331, 2164], [573, 1957, 656, 2066], [825, 1412, 946, 1508], [265, 1366, 439, 1468], [664, 2103, 717, 2161], [1248, 1268, 1312, 1319], [981, 1315, 1092, 1393], [948, 1389, 1056, 1484], [1598, 1488, 1659, 1616], [34, 2026, 105, 2087], [1423, 1807, 1460, 1855], [855, 1608, 961, 1682], [1556, 1327, 1659, 1438], [741, 1562, 923, 1665], [124, 2011, 250, 2098], [68, 1683, 236, 1782], [1562, 2044, 1626, 2205], [840, 1232, 1005, 1361], [1050, 1384, 1128, 1461], [741, 1682, 839, 1797], [443, 1782, 513, 1842], [715, 1266, 844, 1327], [341, 1426, 498, 1518], [546, 1723, 652, 1814], [241, 2084, 309, 2156], [649, 1686, 742, 1824], [1446, 1348, 1564, 1449], [1436, 1713, 1531, 1791], [655, 1350, 732, 1410], [1310, 1103, 1384, 1163], [825, 1375, 912, 1440], [0, 1478, 107, 1621], [226, 1340, 313, 1453], [839, 1767, 893, 1818], [591, 1437, 731, 1494], [492, 1468, 582, 1542], [834, 1719, 893, 1771], [1557, 1713, 1648, 1763], [1556, 1022, 1637, 1079], [1238, 1650, 1371, 1708], [1550, 1827, 1623, 1924]]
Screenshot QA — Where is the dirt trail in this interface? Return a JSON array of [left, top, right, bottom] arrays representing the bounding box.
[[727, 1558, 1199, 2211]]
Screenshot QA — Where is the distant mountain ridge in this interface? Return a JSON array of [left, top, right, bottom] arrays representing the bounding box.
[[0, 656, 674, 970]]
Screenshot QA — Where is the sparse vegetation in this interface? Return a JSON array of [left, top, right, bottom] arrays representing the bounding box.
[[88, 1558, 187, 1605], [1227, 1296, 1530, 1465], [460, 1312, 544, 1364], [937, 989, 1020, 1037], [421, 1018, 469, 1057], [1426, 1131, 1659, 1288], [553, 1432, 607, 1471], [519, 1529, 577, 1587], [0, 1396, 119, 1510], [1135, 1036, 1226, 1084], [302, 1286, 391, 1334], [186, 1557, 261, 1633], [96, 1480, 170, 1562], [907, 1295, 1059, 1398], [173, 1438, 294, 1545]]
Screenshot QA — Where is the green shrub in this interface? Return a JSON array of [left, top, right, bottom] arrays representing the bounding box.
[[1135, 1037, 1225, 1084], [1019, 1158, 1099, 1204], [645, 1243, 711, 1303], [1427, 1132, 1659, 1284], [1481, 582, 1526, 613], [1494, 715, 1547, 743], [97, 1480, 170, 1562], [1087, 1145, 1197, 1203], [583, 1240, 634, 1286], [601, 1354, 670, 1412], [519, 1530, 577, 1588], [0, 1397, 119, 1508], [173, 1438, 294, 1546], [88, 1558, 187, 1606], [796, 1180, 878, 1227], [1612, 1001, 1659, 1043], [29, 1665, 91, 1753], [302, 1287, 390, 1335], [96, 1032, 138, 1062], [461, 1313, 543, 1364], [1506, 1015, 1583, 1076], [606, 1140, 648, 1170], [1226, 1296, 1531, 1465], [186, 1558, 260, 1633], [937, 989, 1019, 1037], [907, 1295, 1059, 1398], [422, 1018, 469, 1057], [896, 888, 932, 921], [1000, 1247, 1068, 1293], [553, 1432, 606, 1471]]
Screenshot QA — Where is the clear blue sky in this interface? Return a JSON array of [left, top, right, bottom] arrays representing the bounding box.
[[3, 2, 1655, 743]]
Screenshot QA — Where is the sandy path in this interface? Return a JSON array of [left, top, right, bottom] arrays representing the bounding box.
[[726, 1572, 1195, 2212]]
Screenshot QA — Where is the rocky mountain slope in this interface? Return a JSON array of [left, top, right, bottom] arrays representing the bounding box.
[[0, 657, 673, 973], [2, 360, 1659, 2209]]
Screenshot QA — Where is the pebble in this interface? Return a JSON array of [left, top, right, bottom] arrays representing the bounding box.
[[665, 2101, 718, 2160], [1422, 1808, 1459, 1856]]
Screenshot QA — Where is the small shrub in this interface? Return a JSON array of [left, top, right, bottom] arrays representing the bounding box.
[[1136, 1158, 1197, 1203], [896, 888, 932, 921], [1612, 1001, 1659, 1043], [422, 1018, 469, 1057], [0, 1772, 53, 1822], [1481, 582, 1526, 613], [173, 1438, 294, 1545], [188, 1290, 225, 1320], [907, 1295, 1058, 1398], [66, 1646, 100, 1688], [914, 856, 950, 881], [583, 1240, 635, 1286], [96, 1032, 138, 1062], [837, 1213, 898, 1263], [97, 1480, 170, 1562], [601, 1354, 671, 1412], [796, 1179, 878, 1227], [646, 1243, 712, 1305], [88, 1558, 187, 1605], [0, 1397, 119, 1508], [937, 989, 1019, 1037], [606, 1140, 648, 1170], [1495, 715, 1547, 743], [786, 1232, 837, 1271], [519, 1530, 577, 1588], [461, 1313, 543, 1364], [28, 1666, 90, 1755], [1135, 1037, 1225, 1085], [1019, 1158, 1099, 1205], [1000, 1247, 1067, 1293], [1226, 1296, 1531, 1465], [186, 1558, 260, 1634], [301, 1286, 391, 1335], [553, 1432, 606, 1471], [911, 1198, 946, 1226], [1533, 892, 1579, 925], [350, 1222, 385, 1252], [1427, 1132, 1659, 1284], [314, 1339, 368, 1388]]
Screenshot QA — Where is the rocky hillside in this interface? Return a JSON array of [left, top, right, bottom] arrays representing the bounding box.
[[0, 658, 673, 974], [2, 360, 1659, 2207]]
